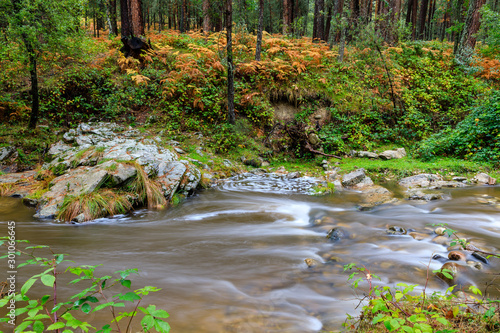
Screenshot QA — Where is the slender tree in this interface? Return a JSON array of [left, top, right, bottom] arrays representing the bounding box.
[[255, 0, 264, 61], [9, 0, 82, 129], [203, 0, 211, 34], [226, 0, 235, 125]]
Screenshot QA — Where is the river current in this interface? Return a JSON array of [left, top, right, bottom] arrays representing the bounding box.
[[1, 174, 499, 332]]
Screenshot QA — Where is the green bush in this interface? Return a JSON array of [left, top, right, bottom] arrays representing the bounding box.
[[415, 90, 500, 163]]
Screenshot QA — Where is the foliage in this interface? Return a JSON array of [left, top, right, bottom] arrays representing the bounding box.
[[415, 90, 500, 164], [343, 263, 500, 332], [478, 6, 500, 57], [0, 238, 170, 332]]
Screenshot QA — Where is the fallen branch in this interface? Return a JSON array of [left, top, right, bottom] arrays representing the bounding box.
[[305, 142, 342, 159]]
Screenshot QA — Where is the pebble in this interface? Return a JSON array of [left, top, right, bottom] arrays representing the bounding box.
[[448, 251, 466, 261], [434, 227, 446, 235], [409, 232, 428, 240]]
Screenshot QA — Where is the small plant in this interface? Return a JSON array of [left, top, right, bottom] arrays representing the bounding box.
[[0, 238, 171, 332], [56, 190, 133, 222], [343, 262, 500, 332]]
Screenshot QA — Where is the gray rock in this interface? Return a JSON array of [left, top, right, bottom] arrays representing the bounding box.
[[63, 129, 77, 143], [398, 174, 443, 188], [174, 147, 185, 154], [407, 189, 443, 201], [104, 161, 137, 186], [222, 159, 233, 167], [0, 146, 16, 161], [72, 213, 86, 223], [352, 150, 379, 159], [472, 173, 496, 185], [379, 148, 406, 160], [309, 133, 321, 146], [452, 176, 467, 182], [341, 168, 368, 187]]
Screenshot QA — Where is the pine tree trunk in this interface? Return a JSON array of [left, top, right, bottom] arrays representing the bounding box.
[[418, 0, 429, 39], [456, 0, 486, 61], [203, 0, 210, 34], [226, 0, 235, 125], [120, 0, 131, 36], [255, 0, 264, 61]]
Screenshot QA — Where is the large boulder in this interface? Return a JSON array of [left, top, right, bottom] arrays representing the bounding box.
[[32, 122, 206, 220]]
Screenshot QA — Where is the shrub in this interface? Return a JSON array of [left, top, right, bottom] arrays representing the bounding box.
[[415, 90, 500, 164]]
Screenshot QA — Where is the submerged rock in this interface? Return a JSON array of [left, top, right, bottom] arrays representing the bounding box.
[[387, 226, 407, 235], [326, 227, 346, 242]]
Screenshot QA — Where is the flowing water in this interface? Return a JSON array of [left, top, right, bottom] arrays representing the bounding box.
[[1, 174, 500, 332]]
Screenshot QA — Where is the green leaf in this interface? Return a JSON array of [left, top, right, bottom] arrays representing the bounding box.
[[141, 315, 155, 330], [435, 317, 449, 325], [21, 278, 37, 296], [154, 319, 171, 333], [93, 302, 114, 312], [55, 254, 65, 264], [81, 303, 91, 314], [47, 322, 66, 330], [41, 274, 56, 287], [97, 324, 112, 333], [33, 320, 44, 333], [152, 309, 170, 319], [120, 279, 131, 288], [14, 320, 33, 333], [118, 292, 141, 302], [40, 295, 51, 305]]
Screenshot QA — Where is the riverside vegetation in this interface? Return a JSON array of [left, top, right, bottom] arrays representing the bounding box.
[[1, 21, 500, 333]]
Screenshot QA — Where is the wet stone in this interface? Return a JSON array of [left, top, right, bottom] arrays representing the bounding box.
[[326, 227, 345, 242], [448, 251, 466, 261], [409, 232, 428, 240], [386, 226, 407, 235]]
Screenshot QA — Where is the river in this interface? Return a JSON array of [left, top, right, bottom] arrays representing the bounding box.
[[1, 174, 499, 332]]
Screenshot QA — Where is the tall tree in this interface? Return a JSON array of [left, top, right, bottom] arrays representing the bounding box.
[[9, 0, 83, 129], [203, 0, 211, 34], [312, 0, 325, 40], [226, 0, 235, 125], [106, 0, 118, 35], [255, 0, 264, 61], [456, 0, 487, 61]]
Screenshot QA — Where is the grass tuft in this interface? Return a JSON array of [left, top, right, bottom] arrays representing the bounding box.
[[56, 190, 133, 222], [124, 162, 166, 209]]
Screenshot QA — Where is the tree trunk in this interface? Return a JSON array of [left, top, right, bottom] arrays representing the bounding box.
[[203, 0, 210, 34], [456, 0, 486, 61], [226, 0, 235, 125], [107, 0, 118, 35], [255, 0, 264, 61], [28, 49, 39, 129], [120, 0, 131, 36], [418, 0, 429, 39], [130, 0, 144, 35], [313, 0, 325, 41], [283, 0, 290, 34]]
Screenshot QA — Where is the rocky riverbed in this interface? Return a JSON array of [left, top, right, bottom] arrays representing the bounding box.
[[0, 122, 497, 223]]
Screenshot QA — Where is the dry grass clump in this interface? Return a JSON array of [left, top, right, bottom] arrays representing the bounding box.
[[124, 162, 166, 209], [56, 190, 133, 222], [0, 183, 14, 196]]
